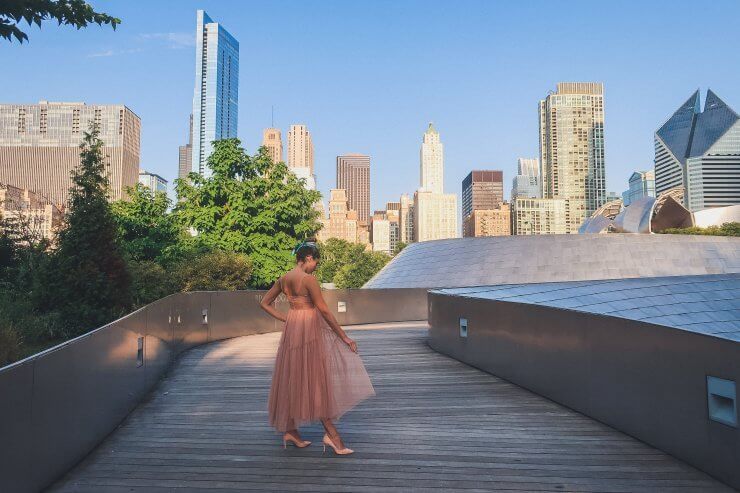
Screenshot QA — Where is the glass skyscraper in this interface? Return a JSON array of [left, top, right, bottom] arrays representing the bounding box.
[[191, 10, 239, 177], [655, 90, 740, 211]]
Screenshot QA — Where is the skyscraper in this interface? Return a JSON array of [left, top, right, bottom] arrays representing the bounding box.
[[0, 101, 140, 205], [262, 128, 283, 164], [420, 123, 444, 193], [511, 157, 541, 200], [191, 10, 239, 177], [540, 82, 606, 233], [655, 89, 740, 211], [461, 170, 504, 218], [622, 170, 655, 206], [399, 193, 414, 243], [336, 154, 370, 224], [139, 170, 168, 194], [517, 157, 539, 177], [178, 114, 193, 181], [317, 188, 360, 244], [288, 124, 316, 189]]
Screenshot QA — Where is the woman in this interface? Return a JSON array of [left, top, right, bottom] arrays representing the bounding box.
[[260, 241, 375, 455]]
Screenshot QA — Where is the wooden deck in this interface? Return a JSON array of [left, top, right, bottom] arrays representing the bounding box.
[[49, 322, 732, 492]]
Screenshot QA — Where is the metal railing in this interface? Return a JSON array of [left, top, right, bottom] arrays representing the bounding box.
[[0, 288, 427, 493]]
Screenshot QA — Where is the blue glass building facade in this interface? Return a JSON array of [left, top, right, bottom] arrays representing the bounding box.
[[191, 10, 239, 177]]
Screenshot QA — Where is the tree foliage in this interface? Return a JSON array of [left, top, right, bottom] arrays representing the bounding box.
[[175, 140, 322, 287], [111, 183, 183, 263], [38, 123, 131, 334], [393, 241, 408, 256], [173, 250, 253, 292], [1, 0, 119, 43], [315, 238, 367, 284], [659, 222, 739, 237], [333, 250, 390, 289]]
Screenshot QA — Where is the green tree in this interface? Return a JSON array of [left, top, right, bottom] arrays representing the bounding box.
[[334, 250, 390, 289], [175, 140, 322, 287], [38, 123, 132, 335], [1, 0, 119, 43], [659, 222, 740, 237], [173, 250, 253, 292], [127, 260, 176, 307], [316, 238, 367, 284], [111, 183, 183, 263], [393, 241, 408, 256]]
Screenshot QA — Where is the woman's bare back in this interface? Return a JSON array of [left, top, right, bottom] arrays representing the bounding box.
[[280, 269, 311, 298]]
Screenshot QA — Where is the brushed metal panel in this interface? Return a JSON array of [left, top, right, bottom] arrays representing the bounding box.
[[428, 291, 740, 489], [31, 320, 149, 492], [209, 290, 281, 340], [173, 292, 210, 353], [0, 360, 35, 493], [324, 289, 427, 326]]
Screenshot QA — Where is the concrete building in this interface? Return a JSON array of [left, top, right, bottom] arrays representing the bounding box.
[[138, 170, 167, 194], [262, 127, 282, 164], [655, 89, 740, 211], [622, 170, 655, 206], [386, 202, 401, 253], [0, 101, 141, 205], [414, 190, 457, 242], [420, 122, 444, 194], [399, 193, 414, 244], [513, 197, 567, 235], [540, 83, 606, 233], [178, 114, 193, 181], [461, 170, 504, 218], [191, 10, 239, 177], [287, 124, 315, 190], [317, 188, 360, 244], [336, 154, 370, 225], [414, 124, 457, 241], [0, 183, 63, 244], [463, 203, 511, 238], [371, 212, 391, 255]]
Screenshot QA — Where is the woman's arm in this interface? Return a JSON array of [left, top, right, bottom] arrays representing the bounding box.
[[305, 276, 357, 353], [259, 279, 287, 322]]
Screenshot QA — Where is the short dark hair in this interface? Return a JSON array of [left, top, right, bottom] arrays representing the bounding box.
[[295, 241, 320, 261]]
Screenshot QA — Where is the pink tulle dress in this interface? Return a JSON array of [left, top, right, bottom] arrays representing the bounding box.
[[268, 274, 375, 432]]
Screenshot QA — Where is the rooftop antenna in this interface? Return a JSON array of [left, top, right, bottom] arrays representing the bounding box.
[[271, 105, 274, 127]]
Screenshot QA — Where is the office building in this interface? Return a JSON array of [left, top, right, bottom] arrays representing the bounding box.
[[317, 188, 360, 244], [399, 193, 414, 244], [336, 153, 370, 224], [0, 183, 63, 243], [655, 89, 740, 211], [138, 170, 168, 194], [463, 203, 511, 237], [540, 82, 606, 233], [287, 124, 315, 189], [0, 101, 140, 205], [461, 170, 504, 218], [513, 197, 567, 235], [414, 124, 457, 241], [191, 10, 239, 177], [622, 170, 655, 206], [414, 190, 457, 242], [371, 211, 391, 255], [262, 128, 283, 164], [518, 157, 539, 177], [386, 202, 401, 253], [178, 114, 193, 181], [512, 175, 540, 199]]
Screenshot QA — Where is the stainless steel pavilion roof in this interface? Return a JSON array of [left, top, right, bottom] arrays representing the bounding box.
[[434, 274, 740, 342], [364, 234, 740, 289]]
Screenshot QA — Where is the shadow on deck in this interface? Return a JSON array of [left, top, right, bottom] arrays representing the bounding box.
[[49, 323, 731, 493]]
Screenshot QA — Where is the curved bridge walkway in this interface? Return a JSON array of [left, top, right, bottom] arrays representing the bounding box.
[[50, 322, 731, 492]]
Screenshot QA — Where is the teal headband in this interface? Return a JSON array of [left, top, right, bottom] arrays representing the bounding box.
[[292, 240, 316, 256]]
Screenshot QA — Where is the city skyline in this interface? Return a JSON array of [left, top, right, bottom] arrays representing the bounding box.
[[4, 1, 740, 216]]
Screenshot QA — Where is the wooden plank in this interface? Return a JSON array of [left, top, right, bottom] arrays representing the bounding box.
[[48, 325, 733, 492]]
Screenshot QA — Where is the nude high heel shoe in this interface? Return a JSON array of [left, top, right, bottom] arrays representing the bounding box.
[[283, 433, 311, 449], [322, 433, 354, 455]]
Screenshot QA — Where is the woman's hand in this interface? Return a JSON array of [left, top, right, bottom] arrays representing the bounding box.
[[343, 336, 358, 353]]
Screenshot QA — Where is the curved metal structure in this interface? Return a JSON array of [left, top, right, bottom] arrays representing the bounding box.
[[364, 234, 740, 289], [578, 199, 623, 234]]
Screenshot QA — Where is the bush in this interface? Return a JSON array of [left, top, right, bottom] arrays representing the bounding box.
[[334, 251, 390, 289], [173, 250, 253, 291], [659, 222, 740, 236], [128, 260, 178, 307], [0, 324, 22, 367]]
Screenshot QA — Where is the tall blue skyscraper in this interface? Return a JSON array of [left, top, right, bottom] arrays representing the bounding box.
[[191, 10, 239, 176]]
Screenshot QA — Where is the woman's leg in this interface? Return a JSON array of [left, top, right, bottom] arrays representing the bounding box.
[[320, 418, 345, 448]]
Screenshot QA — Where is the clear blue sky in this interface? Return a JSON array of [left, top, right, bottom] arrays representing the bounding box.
[[4, 0, 740, 211]]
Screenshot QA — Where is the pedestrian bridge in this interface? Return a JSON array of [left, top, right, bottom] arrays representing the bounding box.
[[2, 234, 740, 492], [48, 323, 732, 492]]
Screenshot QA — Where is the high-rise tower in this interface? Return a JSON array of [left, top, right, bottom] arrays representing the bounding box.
[[287, 124, 315, 189], [539, 82, 606, 233], [420, 123, 444, 193], [336, 154, 370, 225], [655, 90, 740, 211], [262, 128, 283, 164], [191, 10, 239, 177]]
